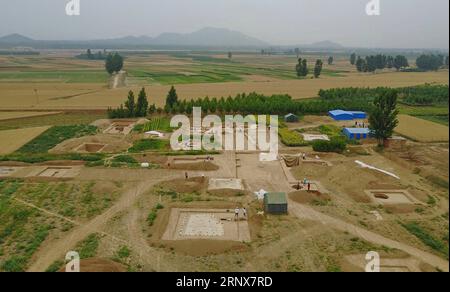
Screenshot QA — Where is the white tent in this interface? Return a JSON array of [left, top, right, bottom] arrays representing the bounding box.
[[254, 189, 268, 200], [145, 131, 164, 138]]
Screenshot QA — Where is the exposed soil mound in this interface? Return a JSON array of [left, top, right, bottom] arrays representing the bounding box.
[[157, 177, 208, 193], [289, 190, 331, 205], [169, 161, 219, 171], [384, 204, 418, 214]]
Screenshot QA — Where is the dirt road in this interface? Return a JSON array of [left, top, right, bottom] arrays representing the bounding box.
[[287, 200, 449, 271], [27, 174, 175, 272]]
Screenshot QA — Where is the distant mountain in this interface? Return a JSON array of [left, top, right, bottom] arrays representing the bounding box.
[[308, 40, 344, 49], [0, 28, 269, 49], [0, 33, 34, 43]]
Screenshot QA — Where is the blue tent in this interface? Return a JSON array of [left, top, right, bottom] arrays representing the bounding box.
[[329, 110, 367, 121], [343, 128, 371, 140]]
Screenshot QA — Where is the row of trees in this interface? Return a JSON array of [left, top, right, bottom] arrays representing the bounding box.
[[355, 54, 409, 72], [416, 54, 449, 71], [296, 58, 324, 78], [105, 52, 124, 74], [76, 49, 107, 60], [107, 88, 152, 119], [318, 84, 448, 105]]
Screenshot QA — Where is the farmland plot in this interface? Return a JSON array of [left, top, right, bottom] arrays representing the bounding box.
[[395, 115, 449, 142], [0, 126, 50, 155]]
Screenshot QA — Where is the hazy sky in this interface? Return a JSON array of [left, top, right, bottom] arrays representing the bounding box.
[[1, 0, 448, 49]]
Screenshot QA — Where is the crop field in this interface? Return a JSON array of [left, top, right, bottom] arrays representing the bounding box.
[[395, 114, 449, 142], [0, 52, 448, 110], [0, 126, 50, 155], [0, 111, 61, 121]]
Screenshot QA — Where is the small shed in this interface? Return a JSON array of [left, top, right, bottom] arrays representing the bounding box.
[[264, 192, 288, 215], [284, 113, 299, 123], [343, 128, 371, 140]]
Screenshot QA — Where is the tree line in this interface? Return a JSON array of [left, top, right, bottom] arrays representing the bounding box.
[[355, 54, 409, 72], [319, 84, 448, 106], [416, 54, 449, 71], [76, 49, 107, 60], [107, 83, 447, 120], [350, 52, 449, 72]]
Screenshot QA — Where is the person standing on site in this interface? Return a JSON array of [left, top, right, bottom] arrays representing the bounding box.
[[185, 172, 189, 180], [308, 182, 311, 191], [242, 208, 247, 220], [234, 207, 240, 221]]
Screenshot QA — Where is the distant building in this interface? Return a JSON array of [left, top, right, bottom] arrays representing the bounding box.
[[264, 192, 288, 215], [284, 113, 299, 123], [343, 128, 371, 140], [329, 110, 367, 121]]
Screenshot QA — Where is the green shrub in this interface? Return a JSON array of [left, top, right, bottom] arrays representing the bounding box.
[[45, 260, 64, 272], [147, 211, 157, 226], [312, 137, 347, 153], [112, 155, 138, 164], [76, 233, 100, 259], [279, 128, 308, 147]]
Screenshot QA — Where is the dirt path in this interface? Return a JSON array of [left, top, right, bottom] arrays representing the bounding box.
[[287, 199, 449, 271], [110, 71, 127, 89], [27, 179, 163, 272]]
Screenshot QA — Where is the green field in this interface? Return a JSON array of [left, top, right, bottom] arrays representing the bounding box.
[[0, 70, 109, 83]]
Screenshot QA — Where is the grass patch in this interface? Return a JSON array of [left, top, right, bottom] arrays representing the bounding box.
[[279, 128, 308, 147], [75, 233, 100, 259], [128, 139, 169, 153], [16, 125, 97, 153], [0, 152, 104, 164], [400, 222, 448, 258]]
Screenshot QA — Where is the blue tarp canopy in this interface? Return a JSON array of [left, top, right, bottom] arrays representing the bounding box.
[[343, 128, 371, 140], [329, 110, 367, 121]]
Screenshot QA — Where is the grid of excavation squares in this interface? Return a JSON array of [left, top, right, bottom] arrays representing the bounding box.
[[162, 208, 251, 242]]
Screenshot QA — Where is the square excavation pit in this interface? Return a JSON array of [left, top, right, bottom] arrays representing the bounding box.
[[208, 178, 244, 191], [364, 189, 418, 205], [75, 143, 106, 153], [162, 209, 251, 242], [38, 167, 74, 178], [103, 121, 135, 135]]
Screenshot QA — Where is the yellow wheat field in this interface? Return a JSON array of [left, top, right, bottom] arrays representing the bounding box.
[[395, 115, 449, 142], [0, 71, 448, 110], [0, 126, 50, 155]]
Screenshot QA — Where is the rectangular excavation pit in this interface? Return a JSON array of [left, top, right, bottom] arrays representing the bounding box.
[[208, 178, 244, 191], [162, 208, 251, 242], [75, 143, 106, 153], [364, 189, 419, 205], [103, 120, 136, 135], [38, 167, 75, 178]]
